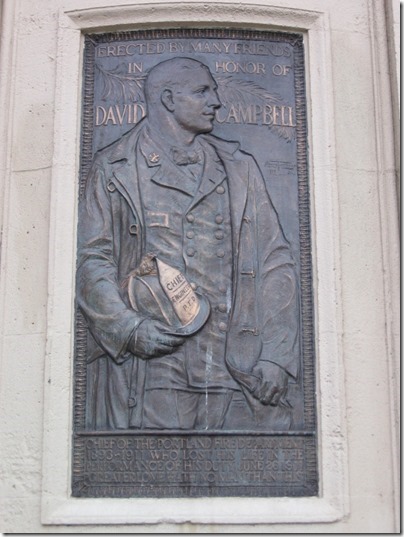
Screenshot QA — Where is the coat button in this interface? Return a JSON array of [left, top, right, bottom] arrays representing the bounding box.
[[216, 249, 225, 258], [215, 230, 224, 240], [129, 224, 138, 235], [218, 303, 227, 313], [190, 282, 197, 290], [186, 230, 195, 239], [216, 185, 225, 194], [219, 322, 227, 332], [186, 248, 196, 257], [215, 215, 224, 224], [107, 182, 116, 192], [186, 214, 195, 223]]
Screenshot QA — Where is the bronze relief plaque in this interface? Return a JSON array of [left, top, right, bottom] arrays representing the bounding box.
[[72, 29, 317, 498]]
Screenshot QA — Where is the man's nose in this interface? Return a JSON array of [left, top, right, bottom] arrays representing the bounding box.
[[208, 89, 221, 109]]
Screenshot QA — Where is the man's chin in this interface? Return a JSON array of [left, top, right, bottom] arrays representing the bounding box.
[[200, 123, 214, 133], [186, 121, 214, 135]]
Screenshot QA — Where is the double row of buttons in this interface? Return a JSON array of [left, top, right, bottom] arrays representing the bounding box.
[[186, 213, 224, 226], [185, 212, 227, 258]]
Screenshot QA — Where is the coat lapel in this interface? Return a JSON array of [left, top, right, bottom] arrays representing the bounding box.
[[149, 161, 196, 197], [106, 122, 144, 224], [138, 126, 197, 197], [112, 159, 143, 226], [188, 143, 227, 210]]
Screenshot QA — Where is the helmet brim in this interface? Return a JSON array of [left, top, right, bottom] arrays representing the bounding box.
[[162, 293, 211, 336]]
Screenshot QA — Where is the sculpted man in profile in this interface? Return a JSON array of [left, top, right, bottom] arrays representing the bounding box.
[[77, 57, 300, 431]]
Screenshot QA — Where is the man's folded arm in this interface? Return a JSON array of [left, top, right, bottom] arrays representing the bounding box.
[[76, 160, 143, 363]]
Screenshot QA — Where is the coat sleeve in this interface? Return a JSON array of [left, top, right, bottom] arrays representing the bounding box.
[[76, 157, 143, 363], [251, 158, 300, 379]]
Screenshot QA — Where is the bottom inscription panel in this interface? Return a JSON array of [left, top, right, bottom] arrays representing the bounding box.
[[72, 433, 317, 497]]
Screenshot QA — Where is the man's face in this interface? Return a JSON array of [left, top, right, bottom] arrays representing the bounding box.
[[170, 69, 221, 134]]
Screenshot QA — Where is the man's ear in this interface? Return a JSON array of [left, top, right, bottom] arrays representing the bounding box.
[[161, 89, 175, 112]]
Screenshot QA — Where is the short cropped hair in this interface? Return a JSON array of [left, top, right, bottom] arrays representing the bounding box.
[[145, 58, 211, 106]]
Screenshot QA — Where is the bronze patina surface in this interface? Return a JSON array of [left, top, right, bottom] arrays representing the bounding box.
[[72, 29, 317, 498]]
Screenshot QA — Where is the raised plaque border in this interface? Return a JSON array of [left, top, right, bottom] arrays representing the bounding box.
[[42, 0, 348, 525], [72, 27, 317, 499]]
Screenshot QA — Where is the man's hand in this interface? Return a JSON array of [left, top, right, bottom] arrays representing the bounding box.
[[250, 361, 289, 406], [130, 319, 185, 359]]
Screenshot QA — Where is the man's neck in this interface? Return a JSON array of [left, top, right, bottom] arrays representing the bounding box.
[[148, 115, 199, 149]]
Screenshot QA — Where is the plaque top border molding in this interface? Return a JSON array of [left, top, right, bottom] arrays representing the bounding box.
[[62, 0, 326, 32], [42, 0, 347, 526]]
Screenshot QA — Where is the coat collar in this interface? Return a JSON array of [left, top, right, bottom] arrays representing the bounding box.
[[107, 120, 146, 164], [199, 133, 240, 160], [105, 120, 241, 165], [137, 125, 199, 197], [136, 124, 230, 201]]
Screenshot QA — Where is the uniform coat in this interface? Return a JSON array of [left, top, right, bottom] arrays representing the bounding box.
[[77, 119, 300, 429]]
